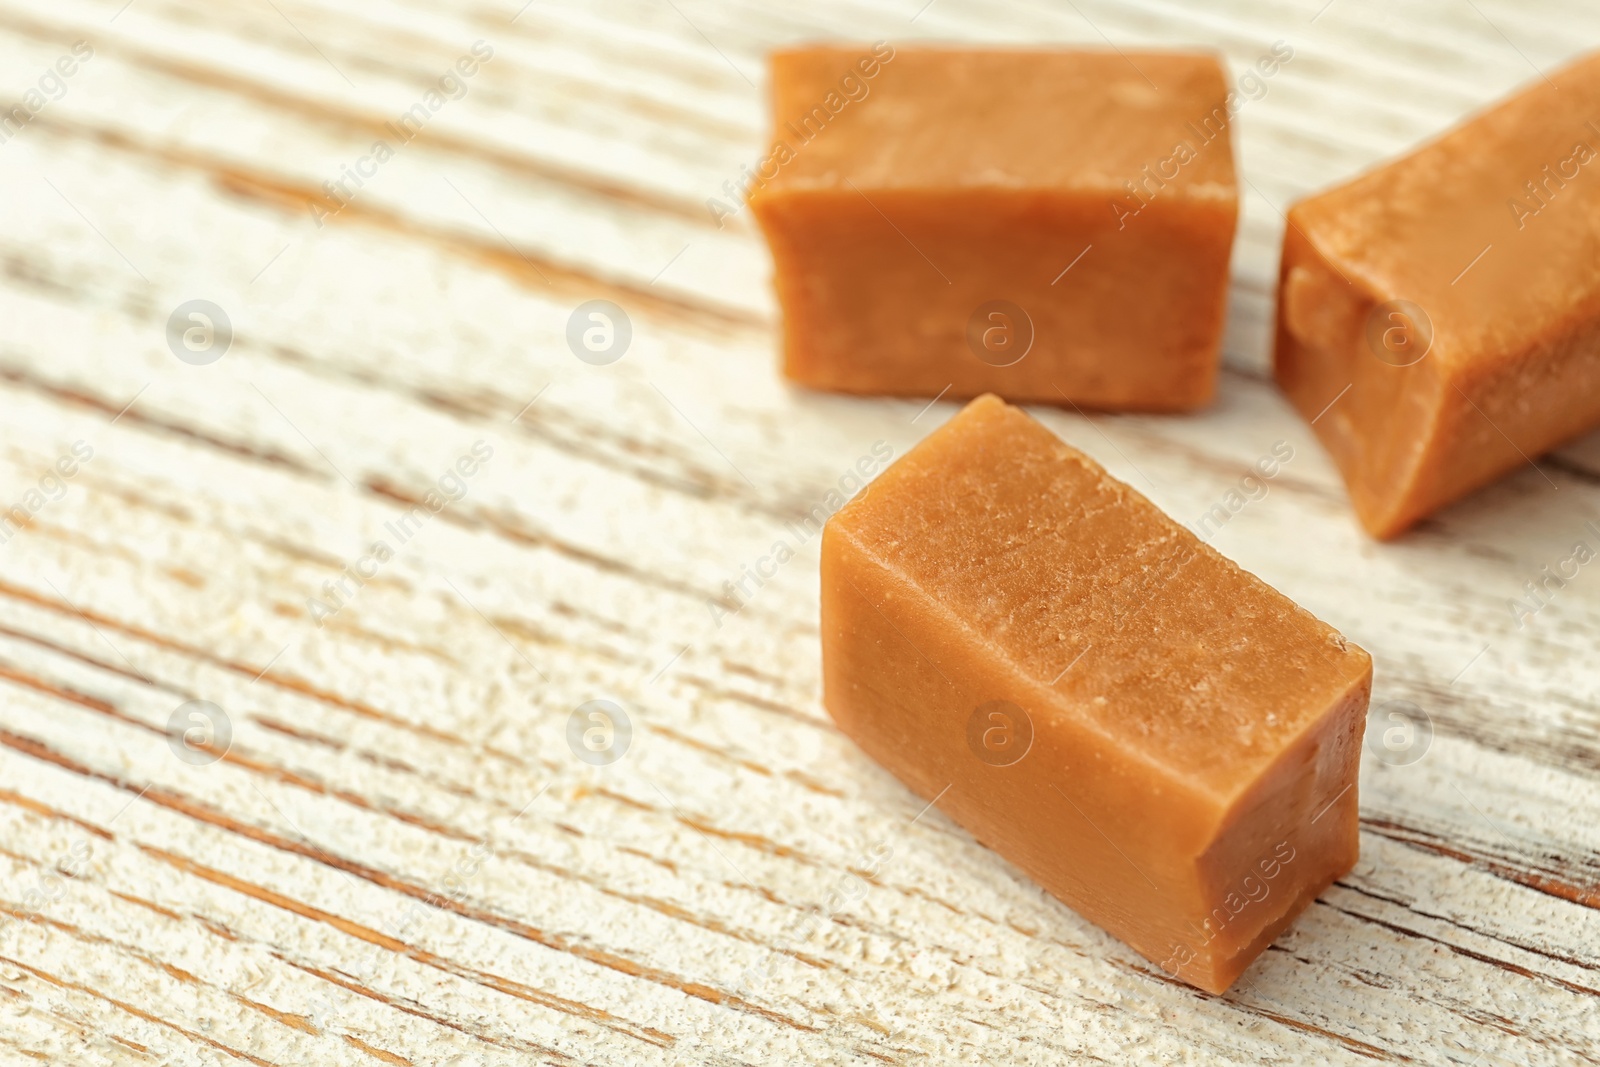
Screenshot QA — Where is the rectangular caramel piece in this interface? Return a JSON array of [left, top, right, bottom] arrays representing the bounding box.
[[750, 47, 1238, 411], [1276, 52, 1600, 538], [821, 395, 1371, 993]]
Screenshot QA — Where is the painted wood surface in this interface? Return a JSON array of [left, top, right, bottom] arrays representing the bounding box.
[[0, 0, 1597, 1063]]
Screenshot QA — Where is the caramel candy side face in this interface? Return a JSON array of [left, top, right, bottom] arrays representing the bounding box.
[[1275, 51, 1600, 538], [750, 48, 1239, 412], [821, 395, 1371, 993]]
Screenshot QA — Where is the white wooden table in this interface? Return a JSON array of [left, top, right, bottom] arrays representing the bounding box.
[[0, 0, 1596, 1063]]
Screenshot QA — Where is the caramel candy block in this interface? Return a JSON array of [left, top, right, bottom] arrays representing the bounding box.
[[821, 395, 1371, 993], [1276, 52, 1600, 538], [748, 47, 1239, 411]]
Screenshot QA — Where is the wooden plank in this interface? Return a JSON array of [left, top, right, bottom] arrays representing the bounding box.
[[0, 0, 1596, 1062]]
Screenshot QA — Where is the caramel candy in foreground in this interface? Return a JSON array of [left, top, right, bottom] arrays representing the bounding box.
[[821, 396, 1371, 993], [749, 47, 1239, 411], [1276, 52, 1600, 538]]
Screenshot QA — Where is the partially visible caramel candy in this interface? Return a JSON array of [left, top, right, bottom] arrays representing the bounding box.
[[1276, 51, 1600, 538]]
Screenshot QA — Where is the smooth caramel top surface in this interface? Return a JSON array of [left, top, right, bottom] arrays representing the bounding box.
[[760, 46, 1237, 197], [831, 395, 1370, 798], [1292, 50, 1600, 370]]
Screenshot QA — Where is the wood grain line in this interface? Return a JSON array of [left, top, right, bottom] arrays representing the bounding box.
[[0, 4, 737, 227], [0, 362, 332, 483], [0, 653, 813, 916], [0, 895, 335, 1039], [1362, 816, 1600, 912], [0, 727, 817, 1037], [0, 786, 662, 1053], [1, 800, 584, 1061], [284, 957, 568, 1059], [26, 113, 765, 336], [0, 953, 276, 1066], [1336, 879, 1600, 975], [342, 1033, 412, 1066], [27, 636, 1593, 1040], [0, 669, 849, 984], [0, 578, 535, 767], [1322, 899, 1600, 1006]]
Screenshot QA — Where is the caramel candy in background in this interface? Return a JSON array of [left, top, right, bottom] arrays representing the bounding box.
[[821, 395, 1372, 994], [1276, 51, 1600, 539], [750, 47, 1239, 412]]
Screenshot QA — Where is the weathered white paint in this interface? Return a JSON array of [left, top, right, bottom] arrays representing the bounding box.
[[0, 0, 1596, 1063]]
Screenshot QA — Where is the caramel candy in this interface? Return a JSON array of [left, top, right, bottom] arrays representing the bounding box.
[[821, 395, 1371, 993], [749, 47, 1239, 411], [1275, 52, 1600, 538]]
